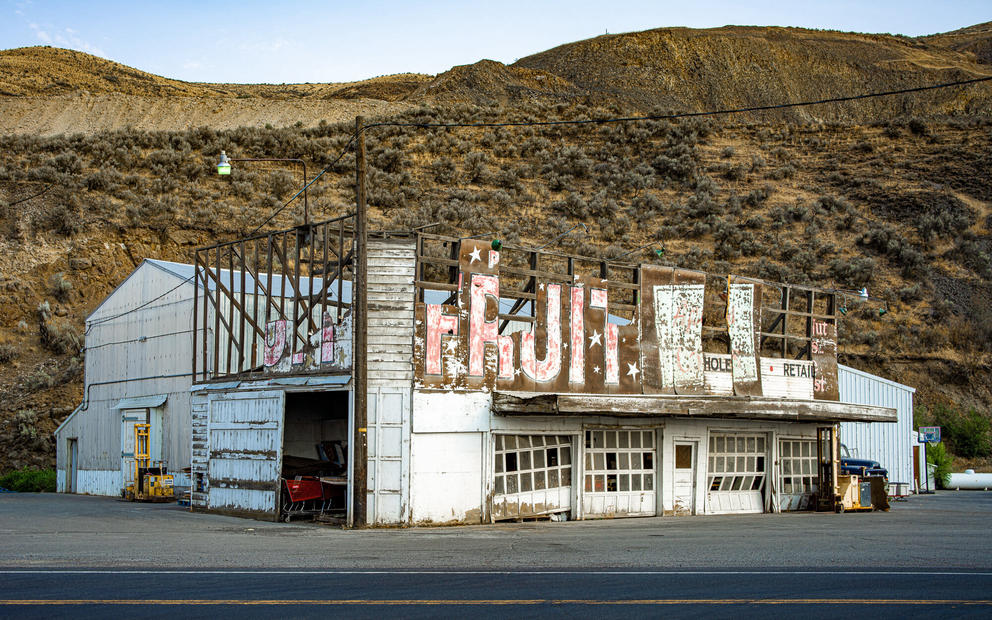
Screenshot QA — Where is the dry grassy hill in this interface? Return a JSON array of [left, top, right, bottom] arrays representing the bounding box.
[[0, 24, 991, 474], [414, 25, 992, 120]]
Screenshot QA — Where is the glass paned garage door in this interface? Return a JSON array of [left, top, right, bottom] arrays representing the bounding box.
[[582, 429, 656, 517], [778, 439, 817, 511], [493, 435, 572, 521], [707, 434, 766, 514]]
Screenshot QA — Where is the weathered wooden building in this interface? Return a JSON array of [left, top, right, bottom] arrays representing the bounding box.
[[183, 218, 896, 525]]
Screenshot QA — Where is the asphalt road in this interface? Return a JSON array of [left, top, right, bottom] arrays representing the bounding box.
[[0, 491, 990, 617]]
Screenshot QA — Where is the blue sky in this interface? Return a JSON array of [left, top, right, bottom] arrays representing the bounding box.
[[2, 1, 989, 84]]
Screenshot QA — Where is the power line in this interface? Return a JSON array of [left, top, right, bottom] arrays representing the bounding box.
[[98, 75, 990, 324], [262, 75, 992, 229], [249, 133, 358, 234], [85, 274, 196, 334], [365, 75, 992, 130], [6, 183, 55, 207]]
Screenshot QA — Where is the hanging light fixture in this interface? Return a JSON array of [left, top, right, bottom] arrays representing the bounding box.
[[216, 151, 232, 176]]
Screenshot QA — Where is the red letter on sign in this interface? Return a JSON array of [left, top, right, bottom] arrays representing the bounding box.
[[425, 304, 458, 376], [521, 284, 562, 382], [570, 285, 584, 383], [469, 274, 500, 376]]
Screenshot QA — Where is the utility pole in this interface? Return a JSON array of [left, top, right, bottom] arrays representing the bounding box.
[[352, 116, 369, 528]]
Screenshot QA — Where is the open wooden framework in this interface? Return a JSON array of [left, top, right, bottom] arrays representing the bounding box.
[[414, 232, 838, 360], [193, 214, 356, 382]]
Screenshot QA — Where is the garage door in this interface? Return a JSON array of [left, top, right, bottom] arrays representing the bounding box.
[[493, 434, 573, 520], [583, 429, 656, 518], [778, 439, 817, 511], [707, 434, 766, 514], [207, 391, 284, 519]]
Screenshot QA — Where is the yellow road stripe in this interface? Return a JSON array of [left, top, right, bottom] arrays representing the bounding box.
[[1, 599, 991, 606]]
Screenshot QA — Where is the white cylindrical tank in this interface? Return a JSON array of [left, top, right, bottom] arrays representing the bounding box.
[[947, 470, 992, 490]]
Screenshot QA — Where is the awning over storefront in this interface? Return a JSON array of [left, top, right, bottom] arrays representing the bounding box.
[[492, 392, 895, 423], [114, 394, 168, 410]]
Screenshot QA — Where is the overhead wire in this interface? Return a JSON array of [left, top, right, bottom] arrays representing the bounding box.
[[85, 274, 196, 334], [106, 74, 992, 325], [254, 74, 992, 230], [5, 183, 55, 206]]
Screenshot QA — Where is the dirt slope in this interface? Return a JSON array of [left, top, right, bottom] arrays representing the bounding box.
[[0, 46, 428, 135], [506, 26, 992, 120], [920, 21, 992, 65], [4, 24, 992, 136]]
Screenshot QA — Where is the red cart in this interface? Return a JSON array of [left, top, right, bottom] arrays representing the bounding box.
[[281, 477, 327, 522]]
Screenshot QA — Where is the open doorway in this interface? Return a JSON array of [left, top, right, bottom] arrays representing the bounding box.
[[281, 390, 350, 522]]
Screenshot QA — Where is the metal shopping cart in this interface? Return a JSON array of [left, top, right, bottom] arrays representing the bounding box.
[[281, 476, 328, 522]]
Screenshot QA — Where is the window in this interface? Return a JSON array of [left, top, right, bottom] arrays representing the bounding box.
[[779, 439, 817, 495], [495, 435, 572, 497], [707, 434, 767, 493], [584, 430, 655, 495]]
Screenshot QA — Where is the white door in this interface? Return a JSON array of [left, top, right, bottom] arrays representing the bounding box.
[[778, 439, 817, 511], [673, 442, 696, 515], [492, 434, 573, 521], [120, 409, 147, 493], [207, 391, 285, 519], [67, 439, 78, 494], [583, 429, 656, 518], [706, 434, 767, 514]]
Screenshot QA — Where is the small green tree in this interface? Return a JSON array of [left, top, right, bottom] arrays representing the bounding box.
[[926, 442, 952, 490], [934, 405, 992, 458]]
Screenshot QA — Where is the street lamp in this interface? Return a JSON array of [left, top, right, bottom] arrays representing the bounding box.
[[216, 151, 310, 225]]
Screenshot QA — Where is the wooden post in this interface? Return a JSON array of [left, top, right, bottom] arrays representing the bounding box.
[[352, 115, 369, 528]]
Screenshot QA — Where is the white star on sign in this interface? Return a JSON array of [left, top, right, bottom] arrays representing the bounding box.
[[445, 339, 458, 353], [588, 330, 602, 347], [593, 365, 601, 374], [627, 362, 640, 378], [468, 247, 481, 263]]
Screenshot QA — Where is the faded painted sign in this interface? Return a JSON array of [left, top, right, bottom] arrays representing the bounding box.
[[414, 241, 839, 400], [263, 311, 352, 374], [727, 278, 763, 396]]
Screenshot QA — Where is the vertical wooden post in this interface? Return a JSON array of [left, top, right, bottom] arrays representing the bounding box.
[[353, 115, 369, 528], [192, 251, 199, 381]]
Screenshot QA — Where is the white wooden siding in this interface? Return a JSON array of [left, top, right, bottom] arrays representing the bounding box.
[[365, 238, 416, 525]]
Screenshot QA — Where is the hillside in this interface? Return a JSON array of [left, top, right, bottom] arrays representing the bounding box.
[[2, 24, 992, 135], [0, 46, 428, 135], [0, 23, 991, 474], [921, 21, 992, 65], [465, 25, 992, 119]]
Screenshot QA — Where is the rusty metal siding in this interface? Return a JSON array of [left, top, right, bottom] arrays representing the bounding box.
[[838, 365, 915, 486], [365, 238, 416, 525]]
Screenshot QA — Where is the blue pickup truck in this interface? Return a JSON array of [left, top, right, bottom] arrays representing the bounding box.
[[840, 457, 888, 479]]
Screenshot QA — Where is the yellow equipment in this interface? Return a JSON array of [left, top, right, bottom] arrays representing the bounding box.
[[816, 425, 874, 512], [836, 475, 874, 512], [124, 423, 175, 502]]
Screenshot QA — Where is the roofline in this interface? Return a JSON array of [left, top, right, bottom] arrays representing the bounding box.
[[85, 259, 194, 323], [53, 404, 82, 438], [838, 364, 916, 394]]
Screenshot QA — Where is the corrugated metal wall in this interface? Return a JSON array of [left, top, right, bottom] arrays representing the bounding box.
[[55, 260, 198, 495], [365, 237, 416, 525], [838, 365, 915, 486]]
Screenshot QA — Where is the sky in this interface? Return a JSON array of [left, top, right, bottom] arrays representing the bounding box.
[[2, 0, 989, 84]]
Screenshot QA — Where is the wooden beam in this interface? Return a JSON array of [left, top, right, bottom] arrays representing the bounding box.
[[492, 391, 896, 423]]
